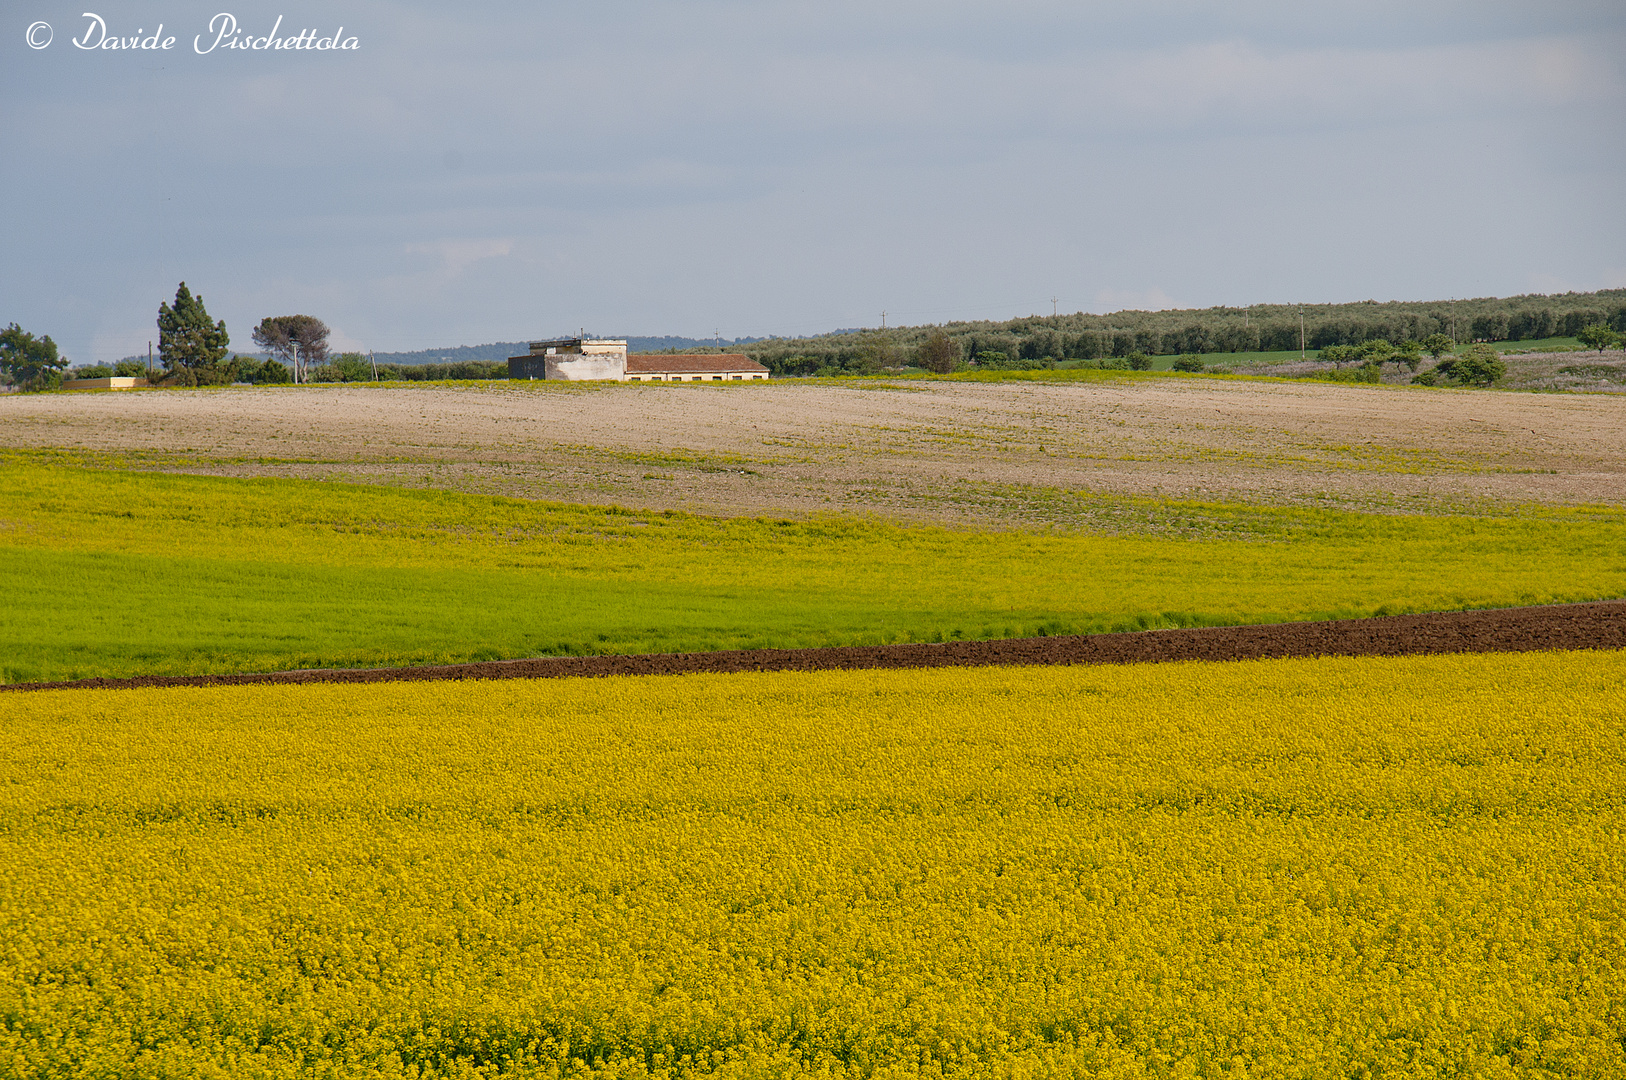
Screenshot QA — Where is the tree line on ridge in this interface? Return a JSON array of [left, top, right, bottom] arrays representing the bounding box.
[[5, 286, 1624, 389]]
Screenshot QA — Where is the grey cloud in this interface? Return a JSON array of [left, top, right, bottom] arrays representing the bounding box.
[[2, 1, 1623, 361]]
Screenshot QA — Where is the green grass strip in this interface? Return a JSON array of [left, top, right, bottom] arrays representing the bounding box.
[[2, 459, 1623, 682]]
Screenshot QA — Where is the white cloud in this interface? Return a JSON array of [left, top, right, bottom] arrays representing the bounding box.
[[327, 327, 371, 355], [403, 238, 515, 275], [4, 1, 1623, 361], [1094, 288, 1180, 313]]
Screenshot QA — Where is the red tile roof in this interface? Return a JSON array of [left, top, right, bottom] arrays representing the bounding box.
[[625, 353, 767, 374]]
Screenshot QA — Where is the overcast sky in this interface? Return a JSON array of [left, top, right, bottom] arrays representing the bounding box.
[[4, 1, 1624, 362]]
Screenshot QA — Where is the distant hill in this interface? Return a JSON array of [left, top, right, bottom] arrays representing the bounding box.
[[368, 343, 522, 366], [111, 336, 769, 370], [622, 335, 766, 353], [375, 289, 1626, 374], [113, 288, 1624, 375], [114, 350, 274, 367], [733, 289, 1626, 376]]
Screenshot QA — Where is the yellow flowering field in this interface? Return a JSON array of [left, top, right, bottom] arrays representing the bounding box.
[[2, 651, 1624, 1077]]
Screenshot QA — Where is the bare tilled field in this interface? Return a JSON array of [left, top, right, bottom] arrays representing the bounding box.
[[4, 375, 1622, 524]]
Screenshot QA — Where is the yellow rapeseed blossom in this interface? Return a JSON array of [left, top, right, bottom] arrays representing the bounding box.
[[0, 651, 1623, 1077]]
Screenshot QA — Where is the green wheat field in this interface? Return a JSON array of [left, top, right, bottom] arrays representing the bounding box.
[[3, 455, 1623, 682]]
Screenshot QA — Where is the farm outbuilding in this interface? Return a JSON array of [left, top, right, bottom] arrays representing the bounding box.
[[508, 339, 769, 382], [508, 339, 630, 381], [625, 354, 768, 382], [60, 377, 149, 390]]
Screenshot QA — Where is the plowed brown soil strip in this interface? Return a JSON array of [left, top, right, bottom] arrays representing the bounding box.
[[9, 601, 1624, 693]]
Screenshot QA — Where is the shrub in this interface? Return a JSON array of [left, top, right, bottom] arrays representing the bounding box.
[[1556, 364, 1626, 383], [1321, 362, 1381, 384], [1422, 333, 1455, 358], [231, 357, 292, 384], [1171, 355, 1205, 373], [332, 353, 374, 382], [1355, 339, 1395, 364], [1576, 324, 1622, 351], [1319, 344, 1358, 368], [1126, 352, 1153, 371], [17, 370, 63, 392], [917, 330, 959, 374], [974, 352, 1048, 371], [1436, 344, 1506, 387], [373, 360, 508, 381]]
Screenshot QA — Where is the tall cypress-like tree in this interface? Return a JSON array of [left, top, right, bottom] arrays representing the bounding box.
[[917, 329, 959, 374], [156, 282, 230, 385]]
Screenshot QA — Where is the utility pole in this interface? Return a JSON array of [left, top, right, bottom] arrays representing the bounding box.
[[369, 350, 377, 381], [880, 311, 886, 330], [147, 341, 152, 380], [1051, 296, 1059, 317], [1298, 306, 1306, 359]]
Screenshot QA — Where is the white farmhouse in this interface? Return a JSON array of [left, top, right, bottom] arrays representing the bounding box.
[[508, 338, 769, 382], [625, 354, 769, 382]]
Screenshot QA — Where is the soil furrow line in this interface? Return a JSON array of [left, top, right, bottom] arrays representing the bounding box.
[[8, 600, 1624, 692]]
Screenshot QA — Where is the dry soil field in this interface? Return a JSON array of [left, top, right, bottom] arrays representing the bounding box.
[[3, 374, 1623, 525]]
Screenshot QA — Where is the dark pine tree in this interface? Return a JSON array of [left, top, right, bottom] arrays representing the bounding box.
[[157, 282, 230, 385]]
